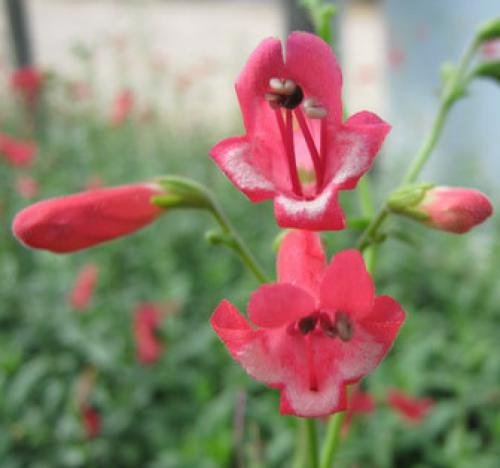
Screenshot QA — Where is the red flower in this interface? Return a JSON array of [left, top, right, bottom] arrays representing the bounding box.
[[12, 183, 164, 253], [421, 186, 492, 234], [134, 303, 163, 364], [0, 133, 37, 166], [387, 389, 434, 424], [109, 89, 134, 126], [210, 32, 390, 230], [15, 175, 39, 199], [10, 66, 44, 106], [80, 404, 101, 438], [211, 230, 404, 417], [69, 263, 99, 310]]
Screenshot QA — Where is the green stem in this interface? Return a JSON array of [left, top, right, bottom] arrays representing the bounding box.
[[305, 418, 319, 468], [356, 36, 479, 252], [319, 412, 344, 468], [208, 198, 270, 284]]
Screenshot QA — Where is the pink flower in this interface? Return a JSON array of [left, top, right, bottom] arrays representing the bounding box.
[[0, 133, 37, 166], [80, 404, 101, 438], [10, 66, 44, 106], [12, 183, 165, 253], [109, 89, 134, 126], [69, 263, 99, 310], [134, 303, 163, 364], [211, 230, 405, 417], [387, 389, 434, 424], [15, 175, 39, 199], [210, 32, 390, 230], [421, 187, 493, 234]]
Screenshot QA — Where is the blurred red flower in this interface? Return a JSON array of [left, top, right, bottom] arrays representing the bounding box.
[[10, 66, 44, 106], [80, 404, 101, 438], [15, 175, 39, 199], [342, 387, 376, 434], [211, 230, 405, 417], [387, 389, 434, 424], [69, 263, 99, 311], [110, 89, 134, 126], [134, 303, 164, 364], [0, 133, 37, 166]]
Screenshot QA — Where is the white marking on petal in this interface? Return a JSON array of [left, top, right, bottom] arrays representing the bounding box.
[[275, 183, 335, 221], [332, 132, 369, 184], [223, 144, 276, 193]]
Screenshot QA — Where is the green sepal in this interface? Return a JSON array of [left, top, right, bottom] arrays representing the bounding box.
[[387, 183, 434, 220], [477, 17, 500, 42], [152, 176, 213, 210], [205, 230, 235, 247], [347, 217, 371, 231], [473, 61, 500, 84]]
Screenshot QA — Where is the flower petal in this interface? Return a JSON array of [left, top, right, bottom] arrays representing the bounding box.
[[248, 283, 315, 328], [285, 32, 343, 125], [326, 111, 390, 190], [277, 230, 326, 298], [209, 136, 276, 202], [359, 295, 405, 346], [320, 249, 374, 318], [211, 300, 283, 386], [273, 183, 345, 230], [235, 37, 285, 136]]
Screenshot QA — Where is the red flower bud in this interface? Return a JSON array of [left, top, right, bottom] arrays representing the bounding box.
[[420, 187, 493, 234], [12, 183, 165, 253]]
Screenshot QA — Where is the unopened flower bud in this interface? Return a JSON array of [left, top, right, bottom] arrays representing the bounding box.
[[12, 183, 166, 253], [389, 185, 493, 234]]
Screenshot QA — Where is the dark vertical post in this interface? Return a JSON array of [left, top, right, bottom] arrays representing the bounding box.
[[284, 0, 314, 34], [4, 0, 33, 67]]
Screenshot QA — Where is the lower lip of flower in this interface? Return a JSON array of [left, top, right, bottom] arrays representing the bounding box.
[[264, 78, 329, 199]]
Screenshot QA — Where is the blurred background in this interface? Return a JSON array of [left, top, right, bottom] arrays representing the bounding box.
[[0, 1, 499, 467]]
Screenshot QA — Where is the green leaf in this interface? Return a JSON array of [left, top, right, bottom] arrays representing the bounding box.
[[473, 61, 500, 84]]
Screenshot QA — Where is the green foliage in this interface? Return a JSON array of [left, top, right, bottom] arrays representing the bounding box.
[[299, 0, 337, 43]]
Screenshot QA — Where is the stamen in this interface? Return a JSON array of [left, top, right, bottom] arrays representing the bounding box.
[[336, 312, 354, 342], [294, 107, 324, 192], [303, 98, 327, 119], [320, 118, 328, 173], [274, 109, 303, 197]]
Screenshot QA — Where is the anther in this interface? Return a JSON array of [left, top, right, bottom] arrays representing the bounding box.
[[336, 312, 354, 342], [298, 315, 317, 335], [267, 78, 304, 110], [303, 98, 327, 119], [319, 313, 337, 338]]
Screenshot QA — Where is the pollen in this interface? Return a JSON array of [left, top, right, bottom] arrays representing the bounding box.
[[303, 98, 327, 119]]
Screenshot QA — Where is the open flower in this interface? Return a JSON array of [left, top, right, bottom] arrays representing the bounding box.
[[12, 183, 165, 253], [69, 263, 99, 310], [134, 303, 163, 364], [387, 389, 434, 424], [210, 32, 390, 230], [211, 230, 404, 417]]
